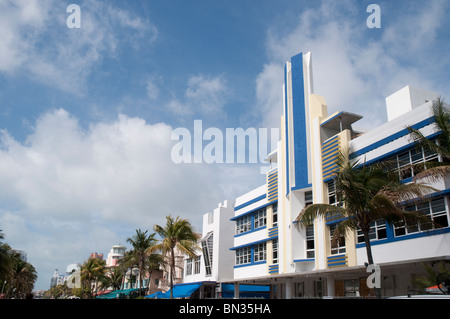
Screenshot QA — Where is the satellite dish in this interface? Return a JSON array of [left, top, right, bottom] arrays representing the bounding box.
[[436, 273, 450, 295]]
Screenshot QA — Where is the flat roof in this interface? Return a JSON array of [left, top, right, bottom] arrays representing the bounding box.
[[321, 111, 363, 131]]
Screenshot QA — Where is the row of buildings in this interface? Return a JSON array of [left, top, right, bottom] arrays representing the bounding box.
[[50, 51, 450, 299], [177, 52, 449, 299]]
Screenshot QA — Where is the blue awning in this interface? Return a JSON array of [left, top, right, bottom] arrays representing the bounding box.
[[146, 283, 202, 299], [96, 288, 140, 299], [221, 284, 270, 298]]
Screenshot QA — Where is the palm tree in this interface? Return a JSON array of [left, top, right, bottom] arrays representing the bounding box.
[[1, 249, 37, 298], [150, 215, 199, 299], [413, 262, 450, 294], [295, 149, 434, 298], [80, 257, 106, 298], [126, 229, 157, 294], [407, 97, 450, 182], [98, 266, 124, 292]]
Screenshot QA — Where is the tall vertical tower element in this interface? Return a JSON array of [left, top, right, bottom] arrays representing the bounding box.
[[283, 52, 314, 195]]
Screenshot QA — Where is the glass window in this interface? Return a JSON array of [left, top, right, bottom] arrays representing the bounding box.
[[306, 225, 315, 258], [395, 196, 449, 236], [254, 242, 266, 262], [357, 219, 387, 243], [305, 191, 313, 205], [194, 256, 201, 274], [254, 208, 266, 229], [328, 180, 337, 205], [235, 246, 251, 265], [236, 214, 251, 234], [330, 224, 345, 255], [185, 259, 192, 276], [201, 232, 213, 276], [272, 239, 278, 264], [389, 147, 439, 181], [272, 203, 278, 227]]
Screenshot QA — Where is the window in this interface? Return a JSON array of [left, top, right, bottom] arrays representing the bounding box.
[[254, 242, 266, 262], [388, 147, 438, 181], [306, 225, 315, 258], [305, 191, 313, 205], [185, 259, 192, 276], [272, 239, 278, 264], [194, 256, 201, 274], [272, 203, 278, 226], [236, 246, 251, 265], [327, 180, 338, 206], [329, 223, 346, 255], [254, 208, 266, 229], [395, 196, 449, 236], [236, 214, 251, 234], [357, 219, 387, 243], [201, 232, 213, 276]]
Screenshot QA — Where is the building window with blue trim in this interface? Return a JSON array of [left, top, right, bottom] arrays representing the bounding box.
[[236, 246, 251, 265], [236, 214, 251, 235], [254, 208, 267, 229], [306, 225, 315, 258], [357, 219, 387, 243], [330, 223, 346, 255], [386, 146, 438, 181], [254, 242, 267, 262], [272, 239, 278, 263], [395, 196, 449, 237]]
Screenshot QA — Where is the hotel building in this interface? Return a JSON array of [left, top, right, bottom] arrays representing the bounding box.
[[182, 52, 450, 298]]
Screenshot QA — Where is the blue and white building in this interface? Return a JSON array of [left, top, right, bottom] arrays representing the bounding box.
[[182, 52, 450, 298]]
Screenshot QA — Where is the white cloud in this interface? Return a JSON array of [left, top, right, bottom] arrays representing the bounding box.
[[185, 75, 228, 115], [0, 108, 264, 289], [164, 74, 229, 120], [0, 0, 158, 94]]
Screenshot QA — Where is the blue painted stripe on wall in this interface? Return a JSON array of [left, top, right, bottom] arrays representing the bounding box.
[[290, 52, 311, 190], [234, 194, 266, 211], [284, 63, 290, 197], [351, 116, 435, 158]]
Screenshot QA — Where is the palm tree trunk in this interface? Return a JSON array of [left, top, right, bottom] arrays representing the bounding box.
[[363, 230, 381, 299], [170, 247, 174, 299]]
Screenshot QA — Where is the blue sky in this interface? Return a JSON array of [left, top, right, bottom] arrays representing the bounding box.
[[0, 0, 449, 291]]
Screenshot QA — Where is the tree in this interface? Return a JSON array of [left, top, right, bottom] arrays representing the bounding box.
[[80, 257, 106, 298], [295, 149, 434, 298], [407, 97, 450, 182], [0, 232, 37, 299], [98, 266, 124, 292], [150, 215, 199, 299], [126, 229, 157, 294], [413, 262, 450, 294]]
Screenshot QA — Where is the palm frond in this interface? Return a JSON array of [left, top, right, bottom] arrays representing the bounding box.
[[413, 163, 450, 183], [295, 203, 345, 228]]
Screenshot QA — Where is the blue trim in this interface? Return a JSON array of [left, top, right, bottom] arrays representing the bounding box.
[[234, 225, 267, 238], [356, 226, 450, 249], [231, 201, 271, 221], [284, 63, 290, 197], [293, 258, 315, 263], [291, 53, 311, 191], [230, 236, 277, 250], [356, 190, 450, 248], [320, 112, 344, 127], [351, 116, 435, 158], [234, 260, 267, 269], [234, 194, 266, 211], [356, 131, 441, 168]]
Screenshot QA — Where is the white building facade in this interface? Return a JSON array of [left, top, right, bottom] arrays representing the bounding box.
[[182, 52, 450, 299]]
